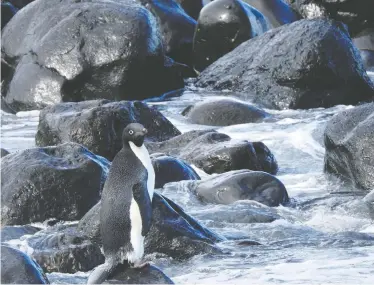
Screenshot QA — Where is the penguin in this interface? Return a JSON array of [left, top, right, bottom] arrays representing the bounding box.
[[87, 123, 155, 284]]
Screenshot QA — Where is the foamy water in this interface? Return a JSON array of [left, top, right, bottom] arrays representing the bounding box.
[[1, 72, 374, 284]]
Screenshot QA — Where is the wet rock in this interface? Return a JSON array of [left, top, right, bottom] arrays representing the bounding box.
[[25, 224, 104, 273], [1, 225, 41, 242], [1, 245, 49, 284], [175, 0, 202, 19], [1, 2, 18, 29], [182, 98, 269, 126], [35, 100, 180, 160], [1, 143, 110, 225], [287, 0, 374, 37], [147, 130, 278, 174], [324, 103, 374, 191], [78, 192, 224, 259], [193, 170, 289, 206], [1, 148, 10, 157], [195, 19, 374, 110], [103, 263, 174, 284], [141, 0, 196, 66], [1, 0, 185, 111], [151, 153, 200, 188], [193, 0, 270, 71]]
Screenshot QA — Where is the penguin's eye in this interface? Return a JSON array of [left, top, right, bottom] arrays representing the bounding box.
[[128, 130, 134, 135]]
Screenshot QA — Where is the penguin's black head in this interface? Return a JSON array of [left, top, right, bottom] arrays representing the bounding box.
[[122, 123, 148, 147]]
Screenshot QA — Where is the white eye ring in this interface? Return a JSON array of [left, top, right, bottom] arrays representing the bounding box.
[[129, 130, 134, 135]]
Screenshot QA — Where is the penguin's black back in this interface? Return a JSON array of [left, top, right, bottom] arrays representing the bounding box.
[[100, 145, 150, 258]]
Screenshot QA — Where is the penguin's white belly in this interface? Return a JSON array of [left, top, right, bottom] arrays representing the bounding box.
[[127, 198, 145, 264], [129, 142, 155, 200]]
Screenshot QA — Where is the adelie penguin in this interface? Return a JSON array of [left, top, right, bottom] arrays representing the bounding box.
[[87, 123, 155, 284]]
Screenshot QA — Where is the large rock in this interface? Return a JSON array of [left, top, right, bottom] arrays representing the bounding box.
[[151, 153, 200, 188], [1, 143, 110, 225], [103, 263, 174, 284], [146, 130, 278, 174], [287, 0, 374, 37], [324, 103, 374, 191], [25, 224, 104, 273], [195, 19, 374, 110], [192, 170, 289, 206], [193, 0, 270, 71], [35, 100, 181, 160], [78, 192, 224, 259], [1, 245, 49, 284], [141, 0, 197, 66], [1, 0, 185, 111], [182, 98, 270, 126]]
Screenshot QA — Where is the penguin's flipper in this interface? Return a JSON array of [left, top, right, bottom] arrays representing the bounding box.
[[132, 182, 153, 236], [87, 260, 116, 284]]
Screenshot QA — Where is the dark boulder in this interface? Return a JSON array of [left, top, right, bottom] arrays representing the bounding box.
[[324, 103, 374, 191], [195, 19, 374, 110], [103, 263, 174, 284], [192, 170, 289, 206], [147, 130, 278, 174], [35, 100, 181, 160], [151, 153, 200, 188], [78, 192, 224, 259], [26, 224, 104, 273], [182, 98, 270, 126], [287, 0, 374, 37], [1, 148, 10, 157], [1, 245, 49, 284], [1, 225, 41, 242], [1, 143, 110, 225], [1, 2, 18, 29], [140, 0, 197, 66], [193, 0, 270, 71], [1, 0, 185, 112], [175, 0, 202, 20]]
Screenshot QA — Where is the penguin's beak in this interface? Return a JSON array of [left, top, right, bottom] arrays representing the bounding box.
[[142, 128, 148, 135]]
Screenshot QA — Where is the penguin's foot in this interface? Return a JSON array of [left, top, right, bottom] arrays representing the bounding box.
[[130, 261, 150, 269]]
